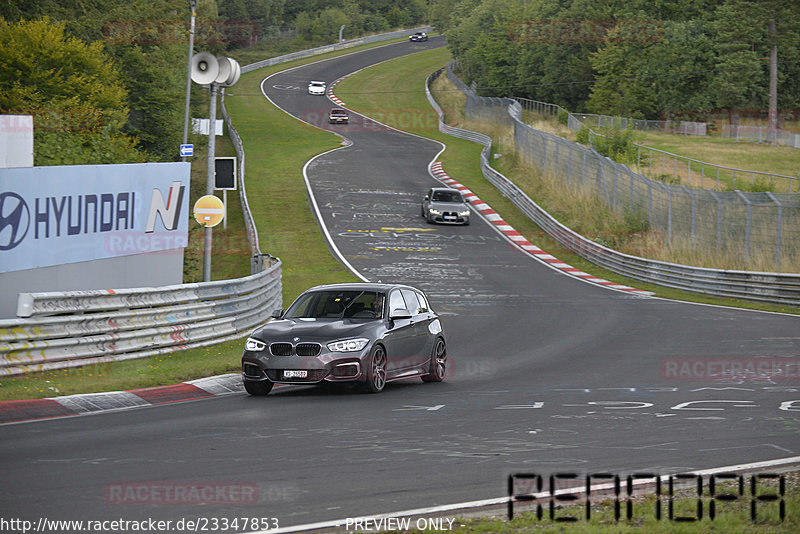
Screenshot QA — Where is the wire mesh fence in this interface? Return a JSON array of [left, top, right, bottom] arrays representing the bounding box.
[[722, 124, 800, 148], [448, 64, 800, 271], [514, 98, 799, 194]]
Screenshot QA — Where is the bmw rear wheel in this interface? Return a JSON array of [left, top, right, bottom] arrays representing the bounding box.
[[364, 345, 387, 393], [422, 337, 447, 382]]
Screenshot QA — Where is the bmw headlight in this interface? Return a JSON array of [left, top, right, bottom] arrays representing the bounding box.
[[245, 337, 266, 352], [327, 338, 369, 352], [458, 210, 470, 216], [428, 208, 441, 215]]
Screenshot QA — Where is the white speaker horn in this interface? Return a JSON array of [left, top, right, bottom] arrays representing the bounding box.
[[214, 56, 232, 85], [222, 59, 241, 87], [191, 52, 219, 85]]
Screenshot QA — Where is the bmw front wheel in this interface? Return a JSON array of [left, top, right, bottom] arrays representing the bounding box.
[[244, 380, 274, 396], [364, 345, 387, 393]]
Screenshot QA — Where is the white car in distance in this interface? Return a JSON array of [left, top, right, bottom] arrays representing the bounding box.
[[308, 81, 326, 95]]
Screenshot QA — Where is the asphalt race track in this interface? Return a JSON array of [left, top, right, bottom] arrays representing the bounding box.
[[1, 36, 799, 531]]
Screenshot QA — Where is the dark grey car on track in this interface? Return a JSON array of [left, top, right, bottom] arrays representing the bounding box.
[[242, 283, 447, 395], [422, 187, 471, 225]]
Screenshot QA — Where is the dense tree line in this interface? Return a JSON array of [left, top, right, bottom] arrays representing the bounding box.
[[434, 0, 800, 122], [0, 1, 429, 165]]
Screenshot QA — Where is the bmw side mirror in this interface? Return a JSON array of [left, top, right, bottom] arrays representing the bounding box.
[[424, 195, 429, 201], [390, 308, 412, 319], [270, 309, 284, 319]]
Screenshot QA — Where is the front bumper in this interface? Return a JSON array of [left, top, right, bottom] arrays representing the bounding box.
[[242, 350, 366, 385], [429, 213, 469, 225]]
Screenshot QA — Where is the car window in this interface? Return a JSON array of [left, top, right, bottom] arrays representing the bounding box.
[[432, 190, 462, 202], [415, 291, 429, 313], [388, 290, 407, 315], [400, 289, 423, 315], [285, 290, 382, 319]]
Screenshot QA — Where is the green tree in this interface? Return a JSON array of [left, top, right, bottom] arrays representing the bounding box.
[[0, 18, 144, 165], [710, 0, 766, 123]]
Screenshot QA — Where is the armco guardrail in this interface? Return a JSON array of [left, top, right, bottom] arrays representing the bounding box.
[[0, 259, 281, 376], [241, 26, 432, 74], [426, 68, 800, 307]]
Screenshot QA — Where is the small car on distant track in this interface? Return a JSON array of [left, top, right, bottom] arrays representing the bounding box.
[[409, 32, 428, 42], [422, 187, 471, 225], [242, 283, 447, 395], [308, 80, 326, 95], [329, 108, 349, 124]]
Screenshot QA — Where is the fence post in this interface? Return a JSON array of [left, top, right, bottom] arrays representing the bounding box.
[[766, 191, 783, 269], [701, 163, 705, 189], [681, 186, 696, 241], [567, 143, 572, 187], [709, 190, 723, 256], [554, 138, 560, 177], [661, 183, 673, 243], [735, 190, 751, 261], [582, 149, 587, 186]]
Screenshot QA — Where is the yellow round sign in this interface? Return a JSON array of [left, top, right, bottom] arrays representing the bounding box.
[[193, 195, 224, 227]]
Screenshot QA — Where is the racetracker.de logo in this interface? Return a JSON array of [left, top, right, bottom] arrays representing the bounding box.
[[103, 20, 258, 45], [509, 19, 664, 43], [104, 482, 258, 505], [661, 358, 800, 381]]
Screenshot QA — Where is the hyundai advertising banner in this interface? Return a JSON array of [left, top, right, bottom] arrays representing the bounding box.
[[0, 162, 190, 273]]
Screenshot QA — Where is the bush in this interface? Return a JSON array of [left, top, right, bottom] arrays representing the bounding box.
[[557, 109, 569, 126]]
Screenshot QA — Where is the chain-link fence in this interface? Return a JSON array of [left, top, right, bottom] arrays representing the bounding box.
[[722, 124, 800, 149], [447, 64, 800, 271], [515, 97, 798, 193]]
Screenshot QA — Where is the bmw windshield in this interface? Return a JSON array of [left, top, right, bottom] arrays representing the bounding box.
[[284, 290, 384, 320], [432, 191, 463, 203]]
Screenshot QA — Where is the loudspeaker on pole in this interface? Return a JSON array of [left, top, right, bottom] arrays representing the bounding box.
[[191, 52, 219, 85]]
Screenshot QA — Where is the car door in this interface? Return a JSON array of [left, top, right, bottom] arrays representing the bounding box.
[[400, 289, 430, 368], [382, 289, 417, 373]]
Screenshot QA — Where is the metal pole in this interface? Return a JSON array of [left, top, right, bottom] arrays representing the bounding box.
[[181, 0, 197, 162], [203, 82, 218, 282], [735, 190, 751, 261], [766, 191, 782, 269]]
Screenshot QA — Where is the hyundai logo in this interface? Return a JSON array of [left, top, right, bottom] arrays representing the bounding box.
[[0, 192, 30, 251]]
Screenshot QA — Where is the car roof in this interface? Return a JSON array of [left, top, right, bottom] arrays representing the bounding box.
[[330, 108, 347, 112], [302, 282, 424, 294], [430, 187, 462, 193], [309, 80, 325, 84]]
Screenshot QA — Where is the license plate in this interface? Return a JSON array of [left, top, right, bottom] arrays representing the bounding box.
[[444, 216, 455, 220], [284, 370, 307, 378]]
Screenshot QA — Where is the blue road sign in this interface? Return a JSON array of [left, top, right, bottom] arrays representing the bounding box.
[[180, 144, 194, 157]]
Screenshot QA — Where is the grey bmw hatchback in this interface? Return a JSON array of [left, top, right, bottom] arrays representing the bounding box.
[[241, 283, 447, 395]]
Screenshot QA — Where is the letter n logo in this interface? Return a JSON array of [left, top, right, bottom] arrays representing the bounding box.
[[146, 181, 185, 233]]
